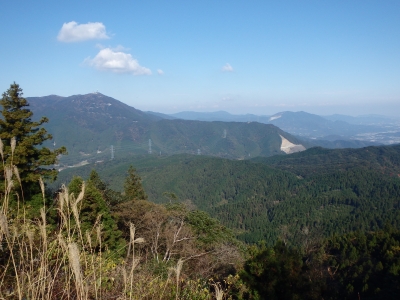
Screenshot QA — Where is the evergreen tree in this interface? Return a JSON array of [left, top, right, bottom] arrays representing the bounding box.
[[69, 176, 124, 252], [124, 165, 147, 201], [89, 169, 125, 206], [0, 83, 66, 192]]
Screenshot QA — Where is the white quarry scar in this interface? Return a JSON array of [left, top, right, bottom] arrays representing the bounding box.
[[280, 135, 306, 154]]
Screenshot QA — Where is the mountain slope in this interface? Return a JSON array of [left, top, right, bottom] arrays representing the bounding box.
[[52, 144, 400, 245], [252, 144, 400, 178], [27, 93, 160, 157], [148, 119, 305, 158], [140, 144, 400, 244]]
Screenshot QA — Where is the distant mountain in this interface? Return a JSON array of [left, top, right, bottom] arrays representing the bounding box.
[[167, 110, 400, 145], [28, 93, 161, 125], [26, 93, 306, 167], [27, 93, 161, 160], [172, 110, 382, 138], [146, 111, 177, 120], [169, 111, 265, 122], [167, 111, 283, 122], [324, 114, 399, 125]]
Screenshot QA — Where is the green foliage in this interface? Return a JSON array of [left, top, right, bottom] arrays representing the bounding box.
[[240, 228, 400, 300], [124, 165, 147, 201], [0, 83, 66, 192], [137, 145, 400, 246], [89, 169, 126, 206], [254, 144, 400, 178], [186, 210, 234, 247], [68, 175, 124, 252], [241, 241, 319, 300], [148, 119, 290, 158], [322, 228, 400, 299]]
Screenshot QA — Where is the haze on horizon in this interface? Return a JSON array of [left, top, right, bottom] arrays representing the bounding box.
[[1, 0, 399, 117]]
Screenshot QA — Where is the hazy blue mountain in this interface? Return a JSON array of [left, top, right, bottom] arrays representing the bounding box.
[[324, 114, 399, 125], [146, 111, 177, 120], [166, 110, 400, 145], [169, 111, 269, 122]]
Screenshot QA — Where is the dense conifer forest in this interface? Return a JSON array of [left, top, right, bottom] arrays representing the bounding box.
[[56, 145, 400, 246]]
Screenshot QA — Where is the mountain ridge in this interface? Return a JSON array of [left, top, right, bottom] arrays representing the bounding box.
[[26, 93, 306, 167], [166, 110, 400, 145]]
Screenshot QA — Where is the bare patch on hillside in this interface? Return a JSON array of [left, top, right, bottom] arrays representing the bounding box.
[[280, 135, 306, 154], [269, 114, 282, 121]]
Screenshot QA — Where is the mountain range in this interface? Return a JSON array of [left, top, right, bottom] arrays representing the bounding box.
[[160, 110, 400, 144], [26, 92, 400, 169], [27, 93, 306, 168]]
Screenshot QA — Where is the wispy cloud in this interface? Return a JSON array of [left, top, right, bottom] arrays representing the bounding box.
[[221, 96, 233, 101], [84, 48, 151, 75], [58, 21, 110, 42], [157, 69, 164, 75], [222, 63, 234, 72]]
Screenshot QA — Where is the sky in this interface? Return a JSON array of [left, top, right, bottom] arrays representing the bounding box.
[[1, 0, 399, 116]]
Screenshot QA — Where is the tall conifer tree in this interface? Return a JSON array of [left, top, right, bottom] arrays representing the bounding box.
[[124, 166, 147, 201], [0, 83, 66, 191]]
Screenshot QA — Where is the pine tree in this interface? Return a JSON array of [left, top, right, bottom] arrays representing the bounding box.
[[124, 166, 147, 201], [0, 83, 66, 190]]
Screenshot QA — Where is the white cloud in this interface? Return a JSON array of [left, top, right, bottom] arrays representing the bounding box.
[[58, 21, 110, 42], [157, 69, 164, 75], [222, 63, 234, 72], [85, 48, 152, 75]]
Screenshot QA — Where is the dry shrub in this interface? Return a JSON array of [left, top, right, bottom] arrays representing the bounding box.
[[0, 182, 225, 300], [0, 138, 236, 299]]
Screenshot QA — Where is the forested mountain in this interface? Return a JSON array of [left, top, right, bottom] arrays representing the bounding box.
[[52, 144, 400, 247], [27, 93, 306, 164], [27, 93, 160, 157], [252, 144, 400, 177], [299, 136, 381, 149]]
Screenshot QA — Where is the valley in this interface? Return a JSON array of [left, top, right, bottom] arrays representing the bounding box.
[[27, 92, 400, 248]]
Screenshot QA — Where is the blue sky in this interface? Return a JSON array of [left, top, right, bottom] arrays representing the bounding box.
[[1, 0, 399, 116]]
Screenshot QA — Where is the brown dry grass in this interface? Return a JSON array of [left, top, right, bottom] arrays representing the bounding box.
[[0, 137, 228, 300]]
